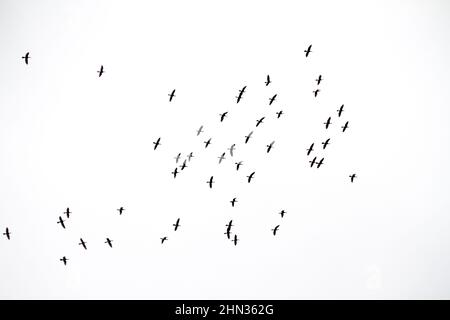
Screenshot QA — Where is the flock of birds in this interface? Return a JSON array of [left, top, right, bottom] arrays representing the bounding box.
[[1, 45, 357, 266]]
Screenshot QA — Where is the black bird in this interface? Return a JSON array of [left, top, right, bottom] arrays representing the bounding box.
[[337, 104, 344, 117], [173, 218, 180, 231], [207, 176, 214, 188], [341, 121, 349, 132], [180, 160, 187, 170], [204, 138, 212, 148], [230, 198, 237, 207], [117, 207, 125, 215], [228, 144, 236, 157], [187, 152, 194, 161], [232, 234, 239, 246], [266, 141, 275, 153], [153, 137, 161, 150], [97, 65, 104, 77], [160, 237, 168, 244], [316, 75, 323, 85], [309, 156, 317, 168], [236, 86, 247, 103], [272, 225, 280, 236], [276, 110, 284, 118], [79, 238, 87, 250], [168, 89, 176, 102], [196, 125, 203, 136], [265, 75, 271, 86], [256, 117, 265, 127], [269, 94, 277, 105], [324, 117, 332, 129], [172, 167, 179, 178], [22, 52, 30, 64], [218, 152, 226, 164], [225, 220, 233, 239], [3, 227, 10, 240], [322, 138, 330, 150], [279, 210, 286, 218], [64, 207, 71, 219], [349, 173, 357, 183], [313, 89, 320, 97], [57, 216, 66, 229], [60, 256, 68, 265], [306, 143, 314, 156], [235, 161, 243, 171], [105, 238, 113, 248], [304, 44, 312, 57], [247, 171, 255, 183], [220, 112, 228, 122], [174, 153, 181, 163], [245, 131, 253, 144], [316, 158, 324, 169]]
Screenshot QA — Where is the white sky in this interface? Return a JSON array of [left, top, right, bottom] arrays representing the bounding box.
[[0, 0, 450, 299]]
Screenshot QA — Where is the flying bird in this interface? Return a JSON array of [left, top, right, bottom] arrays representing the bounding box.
[[341, 121, 349, 132], [187, 152, 194, 161], [3, 228, 10, 240], [256, 117, 265, 127], [313, 89, 320, 97], [316, 157, 324, 169], [324, 117, 332, 129], [60, 256, 68, 265], [153, 137, 161, 150], [204, 138, 211, 148], [228, 144, 236, 157], [196, 125, 204, 136], [224, 220, 233, 239], [279, 210, 286, 218], [265, 75, 271, 86], [276, 110, 284, 118], [105, 238, 113, 248], [79, 238, 87, 250], [337, 104, 344, 117], [160, 237, 168, 244], [220, 112, 228, 122], [322, 138, 330, 150], [207, 176, 214, 188], [174, 153, 181, 163], [247, 171, 255, 183], [218, 152, 226, 164], [316, 75, 323, 85], [57, 216, 66, 229], [269, 94, 277, 105], [349, 173, 357, 183], [306, 143, 314, 156], [179, 160, 187, 171], [236, 86, 247, 103], [22, 52, 30, 64], [230, 198, 237, 207], [309, 156, 317, 168], [304, 44, 312, 57], [97, 65, 104, 77], [245, 131, 253, 144], [117, 207, 125, 215], [266, 141, 275, 153], [63, 208, 71, 219], [168, 89, 176, 102], [173, 218, 180, 231], [172, 167, 179, 178], [232, 234, 239, 246], [235, 161, 243, 171], [272, 225, 280, 236]]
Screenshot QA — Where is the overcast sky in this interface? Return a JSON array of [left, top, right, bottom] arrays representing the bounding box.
[[0, 0, 450, 299]]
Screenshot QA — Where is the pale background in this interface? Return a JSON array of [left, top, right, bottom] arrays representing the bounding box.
[[0, 0, 449, 299]]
